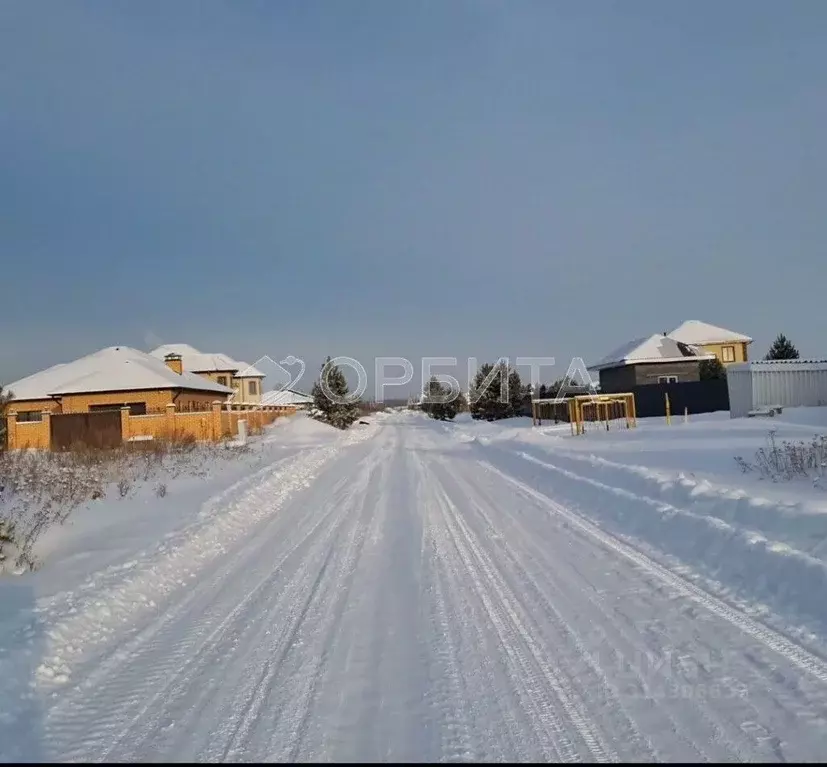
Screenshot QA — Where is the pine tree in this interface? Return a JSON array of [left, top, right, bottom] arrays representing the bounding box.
[[765, 333, 800, 360], [469, 361, 518, 421], [507, 368, 524, 417], [548, 377, 567, 400], [310, 357, 360, 429], [538, 383, 548, 399], [699, 357, 727, 380], [421, 376, 462, 421]]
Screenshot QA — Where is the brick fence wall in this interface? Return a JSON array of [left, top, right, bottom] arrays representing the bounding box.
[[5, 402, 297, 450]]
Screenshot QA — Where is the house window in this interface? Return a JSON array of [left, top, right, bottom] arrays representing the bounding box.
[[16, 411, 43, 422], [721, 345, 736, 363], [217, 375, 228, 387], [248, 380, 258, 396], [657, 375, 678, 384]]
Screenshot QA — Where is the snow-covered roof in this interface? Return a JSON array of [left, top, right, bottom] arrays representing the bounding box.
[[668, 320, 752, 345], [590, 334, 716, 371], [6, 346, 234, 402], [233, 361, 266, 378], [261, 388, 314, 406], [150, 343, 201, 357], [150, 345, 239, 373], [149, 344, 264, 376]]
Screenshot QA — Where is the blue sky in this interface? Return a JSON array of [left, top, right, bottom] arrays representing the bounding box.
[[2, 1, 826, 393]]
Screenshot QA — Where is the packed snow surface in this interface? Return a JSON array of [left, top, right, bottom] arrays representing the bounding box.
[[4, 409, 827, 761]]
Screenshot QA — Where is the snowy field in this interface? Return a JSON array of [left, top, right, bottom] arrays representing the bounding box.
[[4, 408, 827, 760]]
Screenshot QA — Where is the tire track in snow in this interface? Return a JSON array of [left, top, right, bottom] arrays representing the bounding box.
[[47, 472, 357, 761], [425, 550, 485, 762], [109, 446, 384, 763], [273, 456, 389, 762], [438, 460, 658, 762], [448, 452, 781, 761], [484, 451, 827, 760], [484, 454, 827, 688], [37, 427, 374, 689], [41, 428, 378, 761], [210, 434, 390, 762], [414, 451, 608, 762], [416, 454, 485, 762], [423, 499, 533, 761]]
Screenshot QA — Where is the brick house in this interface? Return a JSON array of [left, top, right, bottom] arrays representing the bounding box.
[[590, 333, 716, 393], [667, 320, 753, 366], [3, 345, 233, 424], [150, 344, 266, 405]]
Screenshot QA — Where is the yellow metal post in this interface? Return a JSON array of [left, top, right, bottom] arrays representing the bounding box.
[[684, 406, 689, 424], [665, 392, 671, 425]]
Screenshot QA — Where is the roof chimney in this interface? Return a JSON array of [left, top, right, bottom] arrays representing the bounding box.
[[164, 352, 183, 375]]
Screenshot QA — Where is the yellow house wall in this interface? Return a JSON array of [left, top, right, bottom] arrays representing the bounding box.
[[60, 389, 175, 414], [700, 341, 750, 365], [233, 376, 264, 405], [4, 399, 60, 415], [194, 370, 236, 387], [174, 390, 229, 410]]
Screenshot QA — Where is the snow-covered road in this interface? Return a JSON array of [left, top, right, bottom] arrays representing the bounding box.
[[7, 411, 827, 761]]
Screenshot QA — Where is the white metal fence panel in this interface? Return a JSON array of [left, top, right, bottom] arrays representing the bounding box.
[[726, 364, 754, 418], [726, 361, 827, 418]]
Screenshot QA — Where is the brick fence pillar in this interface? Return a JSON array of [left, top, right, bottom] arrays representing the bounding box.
[[211, 401, 222, 441], [120, 406, 130, 443], [41, 410, 52, 450], [6, 411, 16, 450], [165, 402, 176, 440]]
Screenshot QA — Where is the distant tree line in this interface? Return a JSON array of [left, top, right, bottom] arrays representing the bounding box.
[[421, 361, 532, 422]]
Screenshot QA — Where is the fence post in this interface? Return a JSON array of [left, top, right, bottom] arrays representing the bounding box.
[[120, 406, 130, 443], [165, 403, 176, 441], [212, 401, 222, 441], [6, 411, 17, 450]]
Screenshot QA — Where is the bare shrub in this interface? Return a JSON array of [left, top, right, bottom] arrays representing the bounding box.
[[0, 518, 16, 565], [0, 436, 257, 573], [734, 430, 827, 487]]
